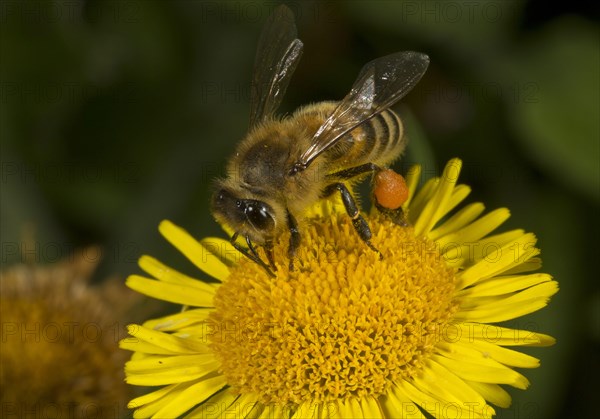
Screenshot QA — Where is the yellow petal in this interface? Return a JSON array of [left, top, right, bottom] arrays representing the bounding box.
[[184, 388, 239, 418], [463, 380, 512, 408], [456, 281, 559, 323], [201, 237, 241, 268], [360, 396, 383, 418], [455, 300, 551, 323], [126, 324, 211, 354], [346, 399, 364, 418], [444, 184, 472, 214], [432, 353, 530, 389], [420, 183, 472, 241], [126, 275, 215, 307], [213, 396, 258, 419], [130, 381, 193, 418], [436, 208, 511, 253], [125, 353, 216, 373], [153, 375, 228, 418], [456, 273, 553, 298], [258, 404, 288, 419], [383, 383, 425, 418], [120, 337, 179, 356], [396, 379, 443, 408], [408, 177, 439, 222], [219, 393, 259, 418], [128, 383, 178, 410], [402, 164, 422, 210], [426, 358, 487, 407], [398, 379, 493, 418], [139, 255, 218, 293], [428, 202, 484, 241], [143, 308, 214, 331], [451, 322, 556, 347], [292, 402, 319, 419], [335, 399, 360, 419], [414, 159, 462, 236], [466, 229, 526, 263], [502, 257, 543, 275], [456, 233, 539, 289], [443, 229, 528, 268], [159, 220, 230, 281], [126, 362, 219, 386], [243, 401, 264, 419], [437, 339, 540, 369]]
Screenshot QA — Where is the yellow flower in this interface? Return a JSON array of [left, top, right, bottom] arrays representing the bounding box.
[[1, 247, 136, 417], [121, 159, 557, 418]]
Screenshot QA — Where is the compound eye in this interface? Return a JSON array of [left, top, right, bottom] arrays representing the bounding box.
[[246, 201, 275, 232]]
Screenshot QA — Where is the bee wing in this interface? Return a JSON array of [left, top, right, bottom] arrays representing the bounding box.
[[249, 5, 304, 128], [293, 51, 429, 171]]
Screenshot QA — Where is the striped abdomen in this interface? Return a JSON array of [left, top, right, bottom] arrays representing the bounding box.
[[324, 108, 406, 172]]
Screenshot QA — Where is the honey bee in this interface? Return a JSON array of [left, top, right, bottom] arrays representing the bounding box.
[[211, 5, 429, 276]]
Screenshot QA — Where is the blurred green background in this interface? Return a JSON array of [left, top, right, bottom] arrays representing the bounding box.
[[1, 0, 598, 417]]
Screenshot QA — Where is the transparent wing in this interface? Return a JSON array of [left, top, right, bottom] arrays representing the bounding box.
[[292, 51, 429, 172], [249, 5, 303, 128]]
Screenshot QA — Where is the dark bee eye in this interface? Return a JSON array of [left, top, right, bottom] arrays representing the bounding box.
[[245, 201, 275, 232]]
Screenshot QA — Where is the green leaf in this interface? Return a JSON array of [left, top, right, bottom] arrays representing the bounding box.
[[507, 17, 600, 202]]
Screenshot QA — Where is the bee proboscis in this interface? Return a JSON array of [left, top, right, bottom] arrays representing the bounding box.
[[211, 5, 429, 276]]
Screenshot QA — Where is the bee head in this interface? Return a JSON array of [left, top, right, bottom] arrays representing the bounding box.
[[211, 187, 276, 242]]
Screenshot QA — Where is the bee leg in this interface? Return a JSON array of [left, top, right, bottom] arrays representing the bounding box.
[[286, 211, 301, 271], [331, 164, 410, 227], [323, 183, 383, 260], [245, 235, 262, 261], [264, 240, 276, 272], [230, 232, 276, 278]]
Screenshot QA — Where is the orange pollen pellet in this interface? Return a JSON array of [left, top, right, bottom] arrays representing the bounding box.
[[373, 169, 409, 210]]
